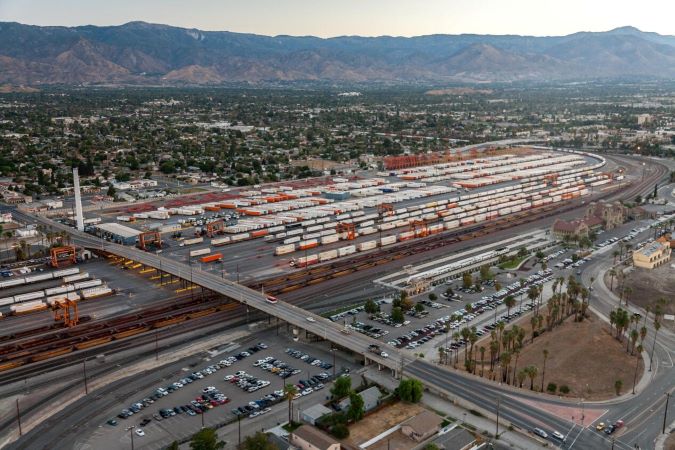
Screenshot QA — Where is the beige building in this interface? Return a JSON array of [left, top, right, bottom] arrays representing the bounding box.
[[400, 410, 443, 442], [584, 201, 625, 230], [290, 425, 340, 450], [633, 241, 671, 269]]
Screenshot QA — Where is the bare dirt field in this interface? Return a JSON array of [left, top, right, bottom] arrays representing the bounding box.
[[620, 264, 675, 331], [458, 312, 644, 400], [344, 401, 424, 448], [665, 432, 675, 450]]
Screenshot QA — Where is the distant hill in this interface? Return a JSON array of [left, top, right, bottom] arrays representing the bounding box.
[[1, 22, 675, 85]]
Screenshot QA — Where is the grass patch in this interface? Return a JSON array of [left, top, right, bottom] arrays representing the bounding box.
[[282, 421, 302, 432], [498, 255, 526, 270]]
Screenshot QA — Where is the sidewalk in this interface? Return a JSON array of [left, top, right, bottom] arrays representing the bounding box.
[[364, 368, 548, 449]]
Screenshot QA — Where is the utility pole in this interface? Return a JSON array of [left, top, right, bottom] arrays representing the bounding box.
[[663, 392, 671, 434], [130, 426, 135, 450], [16, 398, 22, 436], [495, 396, 500, 438], [201, 409, 205, 429], [83, 359, 89, 395], [332, 347, 336, 379], [238, 414, 242, 447]]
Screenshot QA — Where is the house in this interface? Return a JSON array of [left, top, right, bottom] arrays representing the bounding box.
[[290, 425, 340, 450], [337, 386, 382, 413], [301, 404, 333, 426], [633, 241, 671, 269], [400, 410, 443, 442]]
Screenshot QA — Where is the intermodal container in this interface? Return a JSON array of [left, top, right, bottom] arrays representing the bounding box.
[[321, 234, 339, 245], [200, 253, 223, 263], [181, 237, 204, 246], [211, 237, 231, 246], [337, 245, 357, 257], [319, 250, 338, 262], [379, 235, 397, 246], [190, 248, 211, 258], [275, 244, 296, 256], [298, 239, 319, 250]]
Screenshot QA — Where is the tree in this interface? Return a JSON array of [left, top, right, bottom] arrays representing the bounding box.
[[106, 184, 116, 198], [614, 379, 623, 396], [364, 298, 379, 314], [331, 424, 349, 439], [401, 296, 414, 311], [541, 349, 549, 392], [428, 293, 438, 301], [504, 295, 516, 317], [284, 384, 298, 424], [167, 442, 180, 450], [331, 376, 352, 400], [414, 302, 425, 313], [425, 444, 441, 450], [526, 365, 539, 390], [347, 391, 365, 421], [479, 265, 492, 282], [462, 272, 473, 289], [189, 428, 225, 450], [242, 432, 275, 450], [391, 307, 404, 324], [396, 378, 423, 403]]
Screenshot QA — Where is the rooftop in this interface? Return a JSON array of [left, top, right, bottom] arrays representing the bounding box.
[[640, 241, 667, 257], [95, 222, 142, 239], [292, 425, 338, 450]]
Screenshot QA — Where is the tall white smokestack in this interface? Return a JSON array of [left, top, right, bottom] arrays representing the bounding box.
[[73, 167, 85, 231]]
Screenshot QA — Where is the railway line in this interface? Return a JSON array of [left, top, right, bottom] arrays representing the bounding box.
[[0, 294, 237, 373]]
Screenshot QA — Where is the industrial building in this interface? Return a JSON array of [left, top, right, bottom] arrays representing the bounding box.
[[92, 223, 141, 245]]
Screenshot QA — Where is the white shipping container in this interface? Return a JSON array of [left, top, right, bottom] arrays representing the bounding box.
[[81, 287, 113, 299], [74, 279, 103, 290], [189, 248, 211, 257], [286, 229, 303, 237], [321, 234, 339, 245], [11, 301, 46, 313], [319, 250, 338, 262], [211, 237, 231, 246], [0, 296, 14, 306], [275, 244, 296, 256], [13, 291, 45, 303], [357, 240, 377, 252], [181, 237, 204, 246], [54, 267, 80, 278], [45, 284, 76, 296], [24, 273, 55, 283], [283, 236, 301, 245], [379, 235, 397, 246], [231, 233, 250, 242], [0, 278, 27, 289], [358, 227, 377, 235], [338, 245, 357, 257]]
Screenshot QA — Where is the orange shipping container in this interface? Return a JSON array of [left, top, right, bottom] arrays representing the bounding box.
[[204, 206, 220, 212], [201, 253, 223, 263], [251, 230, 269, 238]]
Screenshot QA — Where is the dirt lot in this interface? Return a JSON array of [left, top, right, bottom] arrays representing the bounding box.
[[620, 264, 675, 331], [463, 312, 643, 400], [344, 401, 424, 448], [665, 432, 675, 450]]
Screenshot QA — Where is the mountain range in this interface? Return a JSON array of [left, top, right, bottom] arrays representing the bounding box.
[[1, 22, 675, 86]]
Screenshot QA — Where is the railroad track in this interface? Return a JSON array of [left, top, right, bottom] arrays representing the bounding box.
[[0, 295, 239, 372], [250, 160, 670, 295]]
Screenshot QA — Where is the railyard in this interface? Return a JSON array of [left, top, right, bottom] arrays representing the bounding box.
[[0, 145, 672, 450]]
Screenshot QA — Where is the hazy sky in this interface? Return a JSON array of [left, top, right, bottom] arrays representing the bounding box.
[[1, 0, 674, 37]]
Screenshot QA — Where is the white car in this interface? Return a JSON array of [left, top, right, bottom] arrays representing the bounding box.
[[306, 317, 316, 322], [301, 388, 313, 395], [135, 428, 145, 437], [551, 431, 565, 441]]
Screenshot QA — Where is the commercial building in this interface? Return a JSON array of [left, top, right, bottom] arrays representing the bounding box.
[[551, 219, 590, 239], [290, 425, 340, 450], [584, 200, 625, 230], [633, 241, 671, 269]]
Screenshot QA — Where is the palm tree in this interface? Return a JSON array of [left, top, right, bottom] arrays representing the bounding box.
[[504, 295, 516, 318], [632, 344, 643, 394], [629, 329, 639, 355], [612, 250, 620, 264], [608, 268, 617, 291], [527, 285, 540, 315], [438, 347, 445, 365], [284, 383, 298, 424], [500, 351, 511, 384], [541, 349, 549, 391], [479, 346, 486, 376], [452, 331, 461, 365], [526, 365, 539, 390], [511, 347, 521, 386], [517, 369, 527, 388]]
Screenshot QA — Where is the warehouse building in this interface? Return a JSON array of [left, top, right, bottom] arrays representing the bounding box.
[[92, 223, 141, 245]]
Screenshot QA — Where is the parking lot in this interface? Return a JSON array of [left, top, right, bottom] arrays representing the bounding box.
[[84, 330, 358, 449], [327, 243, 595, 361]]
